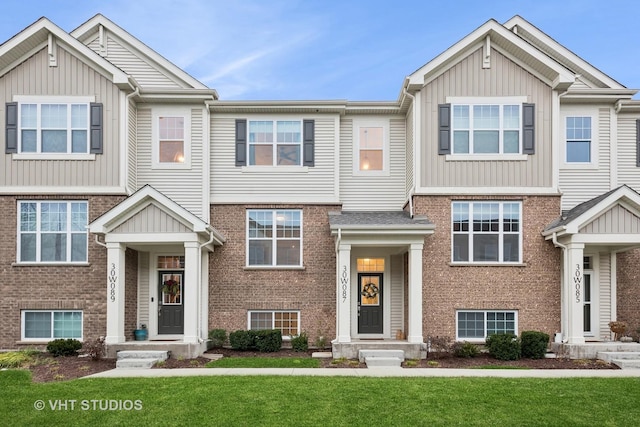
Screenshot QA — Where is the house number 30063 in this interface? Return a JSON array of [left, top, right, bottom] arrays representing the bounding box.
[[573, 263, 582, 303], [108, 263, 117, 302]]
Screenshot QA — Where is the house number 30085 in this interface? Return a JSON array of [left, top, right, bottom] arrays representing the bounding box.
[[108, 263, 117, 302], [573, 263, 582, 303]]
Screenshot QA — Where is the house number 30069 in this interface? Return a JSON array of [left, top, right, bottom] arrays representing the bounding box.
[[108, 263, 117, 302]]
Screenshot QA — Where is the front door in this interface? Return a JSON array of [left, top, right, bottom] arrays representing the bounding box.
[[158, 271, 184, 334], [358, 273, 383, 334]]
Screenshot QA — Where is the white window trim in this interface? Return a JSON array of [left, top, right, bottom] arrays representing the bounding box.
[[246, 209, 303, 268], [13, 95, 95, 156], [455, 309, 518, 342], [352, 118, 390, 176], [561, 107, 599, 169], [451, 201, 522, 265], [247, 310, 301, 339], [21, 310, 84, 342], [152, 106, 192, 169], [446, 96, 527, 157], [246, 118, 304, 167]]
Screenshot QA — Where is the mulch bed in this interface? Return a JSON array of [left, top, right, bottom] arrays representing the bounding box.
[[21, 348, 617, 383]]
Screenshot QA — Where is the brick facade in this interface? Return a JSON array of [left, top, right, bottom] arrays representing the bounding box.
[[0, 195, 125, 350], [209, 204, 340, 343], [413, 195, 562, 340], [616, 249, 640, 335]]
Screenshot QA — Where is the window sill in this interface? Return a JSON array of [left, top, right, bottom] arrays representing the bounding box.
[[445, 154, 528, 161], [12, 262, 90, 267], [16, 339, 83, 344], [241, 166, 309, 173], [244, 266, 305, 271], [449, 262, 527, 267], [12, 153, 96, 161]]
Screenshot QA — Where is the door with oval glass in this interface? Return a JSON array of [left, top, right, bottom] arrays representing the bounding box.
[[158, 271, 184, 334], [358, 273, 383, 334]]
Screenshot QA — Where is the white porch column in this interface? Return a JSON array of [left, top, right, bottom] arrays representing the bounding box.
[[336, 243, 351, 343], [565, 242, 585, 344], [105, 243, 126, 344], [183, 241, 199, 344], [407, 243, 424, 344]]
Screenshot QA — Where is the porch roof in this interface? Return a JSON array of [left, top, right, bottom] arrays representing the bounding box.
[[329, 211, 435, 235]]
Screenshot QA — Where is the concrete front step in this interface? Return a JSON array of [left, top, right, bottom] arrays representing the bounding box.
[[612, 359, 640, 369], [364, 356, 403, 368], [116, 358, 159, 369], [358, 349, 405, 363], [597, 351, 640, 363], [116, 350, 169, 360]]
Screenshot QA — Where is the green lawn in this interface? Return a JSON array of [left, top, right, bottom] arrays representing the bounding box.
[[3, 370, 640, 426]]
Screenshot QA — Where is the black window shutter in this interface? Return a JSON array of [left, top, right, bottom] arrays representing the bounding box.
[[522, 103, 535, 155], [89, 102, 103, 154], [636, 119, 640, 167], [5, 102, 18, 153], [438, 104, 451, 155], [235, 119, 247, 166], [303, 119, 314, 166]]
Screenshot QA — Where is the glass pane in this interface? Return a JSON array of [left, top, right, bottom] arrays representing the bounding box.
[[453, 131, 469, 153], [250, 312, 272, 330], [71, 203, 88, 231], [276, 240, 300, 265], [360, 127, 383, 149], [41, 233, 67, 261], [453, 234, 469, 262], [276, 121, 301, 143], [277, 145, 300, 165], [249, 145, 273, 165], [53, 311, 82, 338], [360, 149, 383, 171], [41, 104, 67, 128], [503, 234, 519, 262], [503, 131, 519, 153], [71, 105, 88, 128], [71, 234, 87, 262], [276, 211, 300, 238], [159, 140, 184, 163], [360, 276, 380, 306], [72, 130, 87, 153], [567, 141, 590, 162], [20, 104, 37, 128], [249, 121, 273, 143], [20, 234, 36, 262], [566, 117, 591, 140], [20, 203, 37, 231], [503, 105, 520, 128], [41, 203, 66, 232], [452, 203, 469, 232], [473, 105, 499, 129], [21, 130, 37, 152], [453, 105, 469, 128], [473, 234, 499, 262], [473, 130, 499, 153], [473, 203, 499, 232], [357, 258, 385, 272], [502, 203, 520, 232], [275, 312, 298, 336], [24, 312, 52, 338], [248, 211, 272, 238], [457, 312, 484, 338], [249, 240, 272, 265], [159, 117, 184, 140], [42, 130, 67, 152]]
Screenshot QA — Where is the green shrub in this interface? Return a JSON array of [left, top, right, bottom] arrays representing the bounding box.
[[229, 330, 253, 350], [452, 341, 479, 358], [253, 330, 282, 353], [82, 337, 105, 360], [428, 336, 452, 358], [486, 334, 521, 361], [0, 351, 33, 368], [291, 332, 309, 352], [208, 329, 227, 349], [46, 339, 82, 357], [520, 331, 549, 359]]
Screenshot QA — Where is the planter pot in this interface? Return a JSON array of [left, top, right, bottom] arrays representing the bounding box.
[[134, 329, 148, 341]]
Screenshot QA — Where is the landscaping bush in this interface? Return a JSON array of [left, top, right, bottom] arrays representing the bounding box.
[[428, 336, 452, 358], [452, 341, 479, 358], [291, 332, 309, 352], [82, 337, 105, 360], [229, 330, 254, 350], [208, 329, 227, 349], [253, 330, 282, 353], [0, 351, 33, 368], [485, 334, 521, 361], [521, 331, 549, 359], [46, 339, 82, 357]]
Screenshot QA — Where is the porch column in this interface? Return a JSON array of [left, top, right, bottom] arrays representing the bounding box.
[[565, 242, 585, 344], [105, 242, 126, 344], [407, 243, 424, 344], [336, 243, 351, 343], [183, 241, 200, 344]]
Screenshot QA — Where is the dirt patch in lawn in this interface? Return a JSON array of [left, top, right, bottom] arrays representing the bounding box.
[[26, 353, 116, 383]]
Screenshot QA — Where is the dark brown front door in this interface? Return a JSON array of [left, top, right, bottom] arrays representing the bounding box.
[[158, 271, 184, 334], [358, 273, 383, 334]]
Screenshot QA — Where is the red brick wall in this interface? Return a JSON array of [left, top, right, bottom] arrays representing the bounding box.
[[124, 248, 139, 339], [616, 249, 640, 335], [0, 195, 125, 349], [413, 195, 562, 341], [209, 204, 339, 344]]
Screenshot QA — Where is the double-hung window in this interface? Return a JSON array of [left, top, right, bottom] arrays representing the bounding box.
[[457, 310, 517, 341], [22, 310, 83, 341], [247, 210, 302, 267], [152, 107, 191, 168], [249, 120, 302, 166], [18, 201, 88, 263], [249, 311, 300, 337], [452, 201, 521, 263], [452, 104, 520, 154], [565, 117, 592, 163]]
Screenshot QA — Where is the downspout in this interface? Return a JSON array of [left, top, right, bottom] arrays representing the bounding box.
[[551, 232, 568, 343], [403, 88, 417, 218], [94, 234, 107, 248], [124, 86, 140, 194], [196, 231, 217, 345]]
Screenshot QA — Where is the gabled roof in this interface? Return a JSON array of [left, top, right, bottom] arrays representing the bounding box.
[[406, 17, 575, 92], [0, 17, 130, 87], [71, 14, 215, 95], [543, 185, 640, 237], [89, 185, 224, 245]]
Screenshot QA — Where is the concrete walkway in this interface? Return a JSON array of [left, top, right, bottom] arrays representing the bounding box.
[[86, 367, 640, 379]]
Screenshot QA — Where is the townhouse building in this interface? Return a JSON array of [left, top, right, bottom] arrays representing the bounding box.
[[1, 14, 639, 359]]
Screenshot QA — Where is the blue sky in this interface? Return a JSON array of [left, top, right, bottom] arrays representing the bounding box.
[[1, 0, 639, 101]]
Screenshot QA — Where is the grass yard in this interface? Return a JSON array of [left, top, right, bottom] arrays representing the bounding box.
[[2, 370, 640, 426], [205, 357, 320, 368]]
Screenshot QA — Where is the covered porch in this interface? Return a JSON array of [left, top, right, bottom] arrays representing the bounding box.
[[328, 211, 435, 359], [89, 185, 224, 358], [544, 185, 640, 356]]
